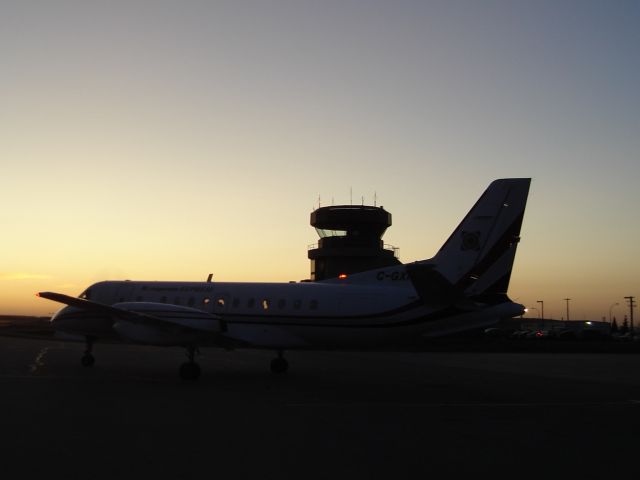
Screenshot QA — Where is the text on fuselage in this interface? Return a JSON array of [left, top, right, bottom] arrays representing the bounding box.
[[376, 271, 408, 281]]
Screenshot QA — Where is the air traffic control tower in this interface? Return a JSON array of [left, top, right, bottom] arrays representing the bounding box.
[[308, 204, 401, 281]]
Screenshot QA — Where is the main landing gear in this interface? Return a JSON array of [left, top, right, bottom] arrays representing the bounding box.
[[179, 346, 201, 381], [270, 350, 289, 374], [81, 337, 95, 367]]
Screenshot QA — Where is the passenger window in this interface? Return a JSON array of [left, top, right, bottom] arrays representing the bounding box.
[[293, 300, 302, 310], [278, 299, 286, 309], [232, 298, 240, 308], [203, 297, 211, 305], [188, 297, 195, 307], [262, 299, 270, 310], [310, 300, 318, 310], [216, 298, 225, 308], [174, 297, 181, 305], [248, 298, 255, 308]]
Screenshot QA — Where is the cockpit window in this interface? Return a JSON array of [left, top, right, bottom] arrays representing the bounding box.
[[79, 289, 91, 299]]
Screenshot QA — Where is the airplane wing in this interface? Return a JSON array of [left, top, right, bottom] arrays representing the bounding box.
[[38, 292, 133, 316], [38, 291, 225, 345]]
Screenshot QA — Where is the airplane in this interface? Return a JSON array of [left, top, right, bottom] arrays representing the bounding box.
[[38, 178, 531, 380]]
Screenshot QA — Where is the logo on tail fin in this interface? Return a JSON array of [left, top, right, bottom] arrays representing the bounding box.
[[461, 231, 481, 251]]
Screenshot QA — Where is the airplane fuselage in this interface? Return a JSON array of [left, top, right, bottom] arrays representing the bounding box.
[[51, 278, 522, 349]]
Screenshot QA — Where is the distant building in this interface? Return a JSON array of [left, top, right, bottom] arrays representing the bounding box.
[[501, 318, 611, 337]]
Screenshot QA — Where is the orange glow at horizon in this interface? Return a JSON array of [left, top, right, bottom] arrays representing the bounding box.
[[1, 2, 638, 320]]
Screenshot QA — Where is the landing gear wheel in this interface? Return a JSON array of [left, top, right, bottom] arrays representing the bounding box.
[[270, 356, 289, 374], [179, 345, 202, 380], [81, 353, 95, 367], [81, 337, 95, 367], [179, 362, 201, 380]]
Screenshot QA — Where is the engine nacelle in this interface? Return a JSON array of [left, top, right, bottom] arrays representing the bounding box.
[[111, 302, 222, 345], [112, 320, 201, 345]]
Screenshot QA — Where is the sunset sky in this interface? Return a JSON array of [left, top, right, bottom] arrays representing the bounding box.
[[2, 1, 639, 321]]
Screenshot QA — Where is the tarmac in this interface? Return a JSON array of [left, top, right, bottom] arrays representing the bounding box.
[[1, 327, 640, 479]]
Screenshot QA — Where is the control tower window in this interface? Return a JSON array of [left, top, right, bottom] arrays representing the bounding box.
[[315, 228, 347, 238]]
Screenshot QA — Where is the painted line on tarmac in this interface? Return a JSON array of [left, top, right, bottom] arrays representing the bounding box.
[[29, 346, 50, 374], [0, 373, 172, 384], [0, 374, 82, 380], [286, 400, 640, 408]]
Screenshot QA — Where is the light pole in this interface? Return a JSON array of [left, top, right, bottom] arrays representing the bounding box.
[[537, 300, 544, 321], [624, 296, 636, 334], [564, 298, 571, 322], [609, 302, 619, 324]]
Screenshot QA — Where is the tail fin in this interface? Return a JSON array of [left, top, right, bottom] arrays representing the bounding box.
[[429, 178, 531, 300]]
